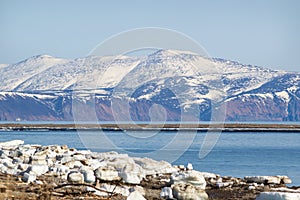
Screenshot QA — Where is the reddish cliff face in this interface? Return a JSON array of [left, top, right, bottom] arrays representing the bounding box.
[[0, 92, 299, 122], [224, 73, 300, 122], [287, 96, 300, 121], [225, 95, 293, 121], [0, 94, 60, 121]]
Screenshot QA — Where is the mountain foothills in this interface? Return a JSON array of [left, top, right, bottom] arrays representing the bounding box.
[[0, 50, 299, 122]]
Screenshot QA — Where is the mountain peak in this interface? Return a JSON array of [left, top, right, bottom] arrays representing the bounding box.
[[151, 49, 198, 57], [30, 54, 55, 60], [16, 54, 57, 65]]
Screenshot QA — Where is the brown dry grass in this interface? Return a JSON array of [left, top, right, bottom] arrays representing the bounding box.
[[0, 173, 126, 200]]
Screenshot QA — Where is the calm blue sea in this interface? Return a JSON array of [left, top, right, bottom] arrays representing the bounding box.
[[0, 130, 299, 185]]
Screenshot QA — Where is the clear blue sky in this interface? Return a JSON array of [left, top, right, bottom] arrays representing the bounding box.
[[1, 0, 299, 71]]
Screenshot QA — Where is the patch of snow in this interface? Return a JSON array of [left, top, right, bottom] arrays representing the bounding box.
[[24, 93, 56, 100], [288, 86, 299, 93], [256, 192, 300, 200], [0, 64, 8, 69], [138, 93, 154, 100], [225, 92, 275, 103], [95, 59, 141, 88], [271, 188, 300, 193], [201, 89, 226, 101], [243, 93, 274, 100], [0, 91, 55, 101], [275, 91, 290, 102], [167, 49, 198, 55]]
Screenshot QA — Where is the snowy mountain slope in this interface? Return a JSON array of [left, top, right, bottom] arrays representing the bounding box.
[[2, 55, 142, 92], [0, 55, 69, 91], [0, 49, 299, 121], [226, 73, 300, 102], [109, 50, 284, 114], [0, 50, 280, 94], [225, 73, 300, 121], [213, 58, 284, 96]]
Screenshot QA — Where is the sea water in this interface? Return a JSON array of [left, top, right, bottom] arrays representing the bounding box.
[[0, 130, 299, 185]]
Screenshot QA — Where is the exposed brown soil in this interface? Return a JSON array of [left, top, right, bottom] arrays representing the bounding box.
[[0, 172, 268, 200], [206, 187, 261, 200], [0, 173, 125, 200]]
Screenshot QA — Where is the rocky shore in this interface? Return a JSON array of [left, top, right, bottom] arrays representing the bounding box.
[[0, 140, 299, 200]]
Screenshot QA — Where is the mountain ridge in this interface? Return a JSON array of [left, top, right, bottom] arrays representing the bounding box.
[[0, 50, 299, 122]]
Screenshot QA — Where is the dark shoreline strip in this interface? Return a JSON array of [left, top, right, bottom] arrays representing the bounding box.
[[1, 123, 300, 132]]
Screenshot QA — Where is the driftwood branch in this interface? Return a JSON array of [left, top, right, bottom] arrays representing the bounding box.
[[109, 183, 119, 198], [54, 183, 117, 196]]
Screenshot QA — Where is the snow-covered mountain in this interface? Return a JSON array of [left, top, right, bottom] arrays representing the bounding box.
[[0, 49, 299, 121]]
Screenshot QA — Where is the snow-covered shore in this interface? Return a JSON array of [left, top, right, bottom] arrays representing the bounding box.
[[0, 140, 299, 200]]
